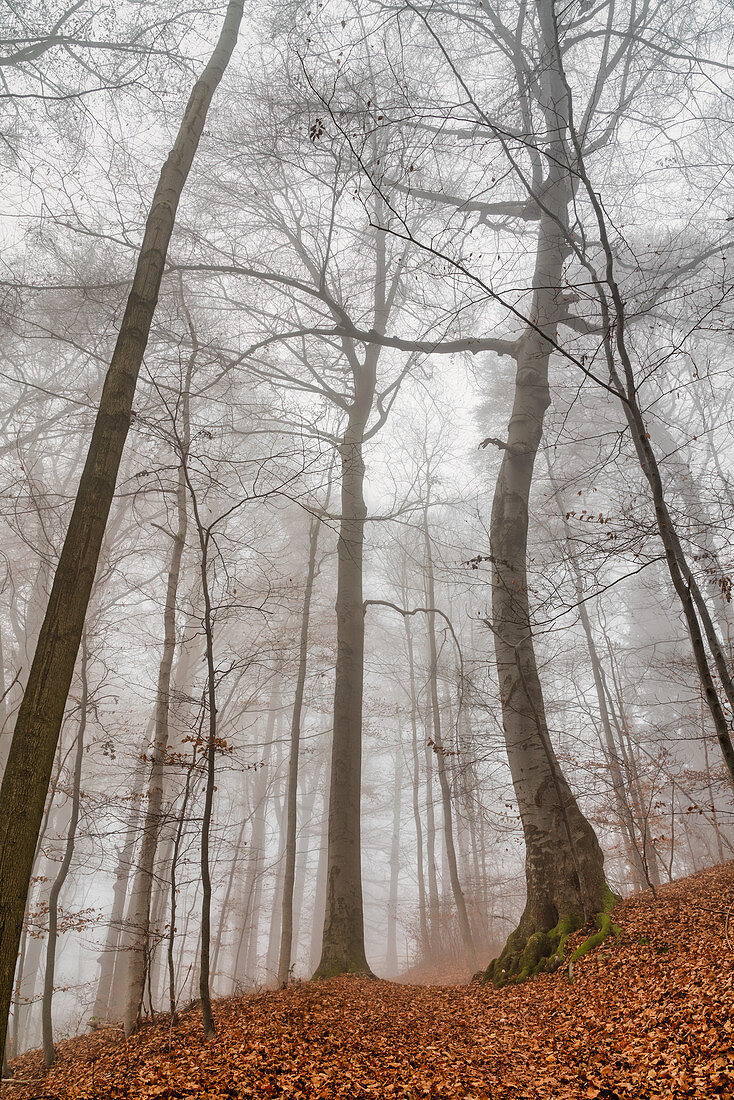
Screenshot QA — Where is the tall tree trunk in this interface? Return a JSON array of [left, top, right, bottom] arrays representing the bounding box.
[[233, 683, 278, 985], [403, 613, 429, 959], [91, 754, 145, 1023], [485, 4, 608, 983], [0, 0, 244, 1064], [264, 788, 286, 982], [42, 633, 88, 1067], [308, 797, 329, 975], [212, 813, 248, 984], [290, 777, 321, 972], [8, 744, 69, 1061], [423, 509, 477, 971], [278, 514, 320, 985], [701, 699, 726, 864], [123, 453, 189, 1036], [423, 718, 440, 958], [314, 401, 373, 977], [385, 738, 402, 976], [190, 510, 220, 1039]]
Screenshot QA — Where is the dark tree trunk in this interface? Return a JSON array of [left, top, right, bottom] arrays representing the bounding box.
[[313, 399, 374, 978], [0, 0, 244, 1065], [485, 6, 608, 982]]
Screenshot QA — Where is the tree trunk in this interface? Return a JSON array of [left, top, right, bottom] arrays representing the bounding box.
[[314, 403, 373, 978], [278, 514, 320, 985], [308, 798, 329, 975], [123, 456, 189, 1036], [385, 738, 402, 976], [0, 0, 244, 1064], [423, 509, 477, 971], [403, 613, 429, 959], [192, 517, 219, 1039], [233, 683, 278, 985], [423, 716, 440, 958], [485, 12, 608, 979], [42, 633, 88, 1067], [91, 753, 145, 1023]]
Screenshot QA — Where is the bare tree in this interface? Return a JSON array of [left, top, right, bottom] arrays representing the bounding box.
[[0, 0, 244, 1063]]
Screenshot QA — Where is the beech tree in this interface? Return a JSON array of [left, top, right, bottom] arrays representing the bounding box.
[[0, 0, 244, 1065], [1, 0, 734, 1061]]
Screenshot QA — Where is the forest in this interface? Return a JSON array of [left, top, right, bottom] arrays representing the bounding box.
[[0, 0, 733, 1096]]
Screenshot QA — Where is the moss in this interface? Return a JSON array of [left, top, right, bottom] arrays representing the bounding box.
[[482, 884, 621, 989], [483, 913, 584, 987], [600, 882, 619, 913], [546, 914, 583, 971], [568, 909, 622, 967]]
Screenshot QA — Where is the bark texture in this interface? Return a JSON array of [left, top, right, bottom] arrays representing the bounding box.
[[484, 0, 608, 984]]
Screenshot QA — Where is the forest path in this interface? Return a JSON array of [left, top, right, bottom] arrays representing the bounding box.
[[4, 862, 733, 1100]]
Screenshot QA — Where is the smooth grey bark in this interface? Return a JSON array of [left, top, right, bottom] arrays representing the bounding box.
[[278, 514, 321, 985], [313, 398, 373, 978], [0, 0, 244, 1066], [313, 219, 403, 978]]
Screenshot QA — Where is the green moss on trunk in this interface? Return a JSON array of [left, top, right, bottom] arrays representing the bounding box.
[[483, 884, 621, 988]]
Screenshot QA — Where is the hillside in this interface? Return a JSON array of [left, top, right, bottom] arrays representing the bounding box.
[[4, 863, 733, 1100]]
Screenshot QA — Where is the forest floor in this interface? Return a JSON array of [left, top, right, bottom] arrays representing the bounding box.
[[3, 862, 733, 1100]]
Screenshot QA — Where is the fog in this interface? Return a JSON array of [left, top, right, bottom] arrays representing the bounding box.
[[0, 0, 732, 1066]]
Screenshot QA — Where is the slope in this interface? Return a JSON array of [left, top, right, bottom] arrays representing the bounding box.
[[3, 862, 733, 1099]]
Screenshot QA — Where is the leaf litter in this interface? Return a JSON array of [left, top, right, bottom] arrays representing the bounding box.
[[3, 862, 733, 1100]]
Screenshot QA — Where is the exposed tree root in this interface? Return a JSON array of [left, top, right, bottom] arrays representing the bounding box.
[[482, 885, 620, 988]]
